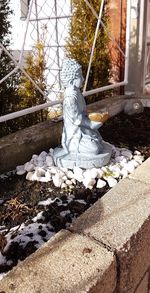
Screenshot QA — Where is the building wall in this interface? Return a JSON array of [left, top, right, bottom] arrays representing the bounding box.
[[108, 0, 126, 86]]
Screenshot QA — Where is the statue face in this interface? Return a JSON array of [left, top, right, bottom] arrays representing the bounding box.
[[73, 68, 84, 88]]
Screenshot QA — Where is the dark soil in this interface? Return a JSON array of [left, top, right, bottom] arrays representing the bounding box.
[[0, 107, 150, 273], [101, 107, 150, 159]]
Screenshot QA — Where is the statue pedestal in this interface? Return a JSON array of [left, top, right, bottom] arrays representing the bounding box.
[[53, 142, 112, 169]]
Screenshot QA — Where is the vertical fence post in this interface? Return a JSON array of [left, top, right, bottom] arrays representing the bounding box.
[[125, 0, 148, 95]]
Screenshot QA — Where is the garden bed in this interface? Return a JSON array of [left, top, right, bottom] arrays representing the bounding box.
[[0, 107, 150, 276]]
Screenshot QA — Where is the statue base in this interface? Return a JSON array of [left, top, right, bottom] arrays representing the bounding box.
[[53, 142, 112, 169]]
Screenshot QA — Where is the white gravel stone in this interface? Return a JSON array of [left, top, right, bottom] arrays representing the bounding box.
[[24, 162, 35, 172], [35, 167, 46, 177], [66, 179, 73, 186], [16, 143, 144, 190], [74, 173, 83, 183], [48, 167, 58, 174], [107, 176, 118, 187], [96, 179, 106, 188], [60, 167, 68, 173], [16, 165, 26, 175], [39, 151, 47, 159], [62, 175, 68, 181], [114, 149, 121, 158], [120, 168, 128, 178], [71, 178, 76, 185], [45, 171, 51, 181], [39, 176, 49, 183], [90, 168, 99, 179], [52, 173, 63, 187], [26, 172, 34, 181], [83, 177, 96, 189], [123, 161, 135, 173], [109, 165, 120, 178], [134, 150, 141, 155], [130, 159, 139, 168], [49, 148, 54, 155], [37, 159, 44, 167], [32, 154, 38, 160], [121, 150, 133, 160], [101, 166, 108, 172], [61, 183, 67, 189], [66, 170, 74, 179], [115, 156, 127, 163], [73, 166, 83, 176], [46, 156, 54, 167], [97, 169, 104, 179], [133, 155, 144, 164]]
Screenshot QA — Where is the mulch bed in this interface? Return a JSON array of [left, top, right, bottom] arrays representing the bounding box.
[[0, 107, 150, 274]]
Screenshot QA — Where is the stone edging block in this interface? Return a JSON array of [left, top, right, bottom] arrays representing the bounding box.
[[70, 164, 150, 292], [0, 120, 62, 174], [0, 230, 116, 293]]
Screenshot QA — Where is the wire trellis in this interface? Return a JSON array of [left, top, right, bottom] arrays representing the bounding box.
[[0, 0, 130, 123]]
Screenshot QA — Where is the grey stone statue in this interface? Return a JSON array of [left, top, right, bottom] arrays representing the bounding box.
[[53, 59, 112, 169]]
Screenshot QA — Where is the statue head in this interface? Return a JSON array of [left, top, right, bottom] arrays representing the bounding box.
[[61, 59, 84, 88]]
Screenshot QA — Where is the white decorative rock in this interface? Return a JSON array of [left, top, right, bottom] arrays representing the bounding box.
[[32, 154, 38, 160], [52, 173, 63, 188], [107, 176, 117, 187], [62, 175, 68, 181], [96, 179, 106, 188], [35, 167, 46, 177], [39, 151, 47, 159], [134, 150, 141, 155], [90, 168, 99, 179], [39, 176, 49, 183], [46, 156, 54, 167], [16, 165, 26, 175], [97, 169, 104, 179], [60, 167, 68, 173], [49, 148, 54, 155], [71, 178, 76, 185], [120, 168, 128, 178], [83, 177, 96, 189], [123, 161, 135, 173], [66, 170, 74, 179], [73, 166, 83, 175], [109, 165, 120, 178], [133, 155, 144, 165], [114, 149, 121, 158], [49, 167, 58, 174], [66, 179, 73, 186], [45, 171, 51, 181], [24, 162, 35, 172], [37, 158, 44, 167], [73, 173, 83, 183], [115, 156, 127, 163], [121, 150, 132, 160], [61, 182, 67, 189], [26, 172, 34, 181], [130, 159, 139, 168], [101, 166, 108, 173]]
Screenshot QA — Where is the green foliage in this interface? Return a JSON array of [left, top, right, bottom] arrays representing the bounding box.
[[65, 0, 111, 102], [0, 0, 20, 116], [0, 1, 48, 138], [18, 41, 47, 123]]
